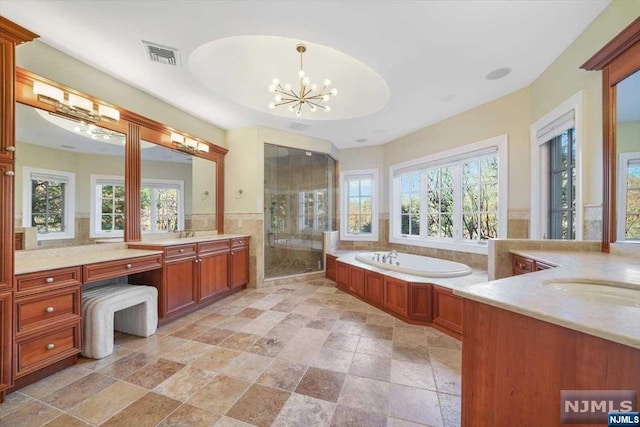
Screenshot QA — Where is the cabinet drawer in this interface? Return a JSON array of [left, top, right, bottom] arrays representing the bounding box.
[[512, 255, 534, 274], [15, 267, 82, 295], [165, 244, 197, 259], [15, 323, 81, 377], [230, 237, 249, 248], [535, 261, 555, 271], [198, 239, 230, 254], [84, 254, 162, 283], [16, 286, 81, 335]]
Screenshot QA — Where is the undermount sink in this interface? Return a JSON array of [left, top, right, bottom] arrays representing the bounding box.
[[544, 280, 640, 308]]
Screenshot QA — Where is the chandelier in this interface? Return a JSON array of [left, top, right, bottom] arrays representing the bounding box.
[[268, 43, 338, 117]]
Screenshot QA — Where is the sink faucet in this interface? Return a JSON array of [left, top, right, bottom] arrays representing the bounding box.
[[386, 250, 398, 264]]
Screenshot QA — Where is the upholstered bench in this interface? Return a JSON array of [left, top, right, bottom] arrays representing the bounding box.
[[82, 284, 158, 359]]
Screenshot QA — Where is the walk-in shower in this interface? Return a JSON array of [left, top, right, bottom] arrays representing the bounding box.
[[264, 144, 336, 278]]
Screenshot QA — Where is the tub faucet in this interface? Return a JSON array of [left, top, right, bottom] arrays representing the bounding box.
[[386, 250, 398, 264]]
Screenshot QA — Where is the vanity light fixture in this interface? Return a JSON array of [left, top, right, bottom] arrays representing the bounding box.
[[171, 132, 210, 154], [32, 81, 120, 124], [268, 43, 337, 117]]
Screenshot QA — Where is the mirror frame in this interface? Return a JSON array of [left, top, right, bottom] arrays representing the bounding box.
[[14, 68, 228, 242], [582, 17, 640, 252]]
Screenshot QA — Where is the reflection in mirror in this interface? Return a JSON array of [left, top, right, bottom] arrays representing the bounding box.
[[14, 103, 126, 249], [615, 70, 640, 243], [140, 142, 216, 237]]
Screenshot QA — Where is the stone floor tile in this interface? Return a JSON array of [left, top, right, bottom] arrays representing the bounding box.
[[0, 400, 62, 427], [438, 392, 462, 427], [256, 360, 309, 391], [330, 405, 388, 427], [188, 374, 251, 414], [162, 340, 215, 364], [247, 336, 286, 357], [192, 327, 235, 345], [221, 351, 273, 381], [101, 392, 181, 427], [356, 337, 393, 358], [337, 375, 390, 415], [42, 414, 92, 427], [348, 352, 391, 381], [390, 359, 437, 390], [310, 347, 354, 373], [226, 384, 291, 427], [158, 403, 221, 427], [218, 332, 260, 351], [295, 367, 346, 403], [124, 358, 185, 389], [154, 365, 216, 401], [97, 351, 157, 379], [389, 383, 443, 426], [68, 381, 147, 425], [41, 372, 117, 410], [190, 346, 242, 372], [272, 393, 336, 427], [19, 364, 93, 399], [236, 307, 265, 319]]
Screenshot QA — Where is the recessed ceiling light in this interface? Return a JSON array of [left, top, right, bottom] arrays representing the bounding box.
[[440, 94, 456, 102], [486, 67, 511, 80], [355, 138, 368, 143]]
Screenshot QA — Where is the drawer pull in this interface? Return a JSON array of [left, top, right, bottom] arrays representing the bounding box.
[[45, 277, 54, 283], [179, 249, 185, 253], [45, 307, 54, 313], [126, 264, 132, 269], [4, 170, 15, 177], [6, 145, 16, 152], [46, 343, 55, 350]]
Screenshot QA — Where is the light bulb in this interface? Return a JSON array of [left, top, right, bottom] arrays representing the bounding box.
[[275, 94, 282, 102], [323, 78, 331, 87], [91, 134, 97, 139], [310, 105, 317, 112], [86, 129, 92, 135], [288, 105, 295, 112], [302, 77, 310, 86], [323, 94, 330, 102], [272, 78, 280, 85], [324, 105, 331, 112], [268, 84, 275, 93], [284, 83, 292, 91], [295, 110, 301, 117], [298, 69, 305, 78], [103, 135, 110, 140], [311, 84, 318, 91], [74, 126, 81, 132], [269, 102, 276, 110], [331, 88, 338, 96]]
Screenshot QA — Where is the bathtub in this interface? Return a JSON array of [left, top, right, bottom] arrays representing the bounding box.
[[355, 251, 472, 278]]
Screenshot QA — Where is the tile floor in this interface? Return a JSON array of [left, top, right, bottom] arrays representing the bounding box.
[[0, 278, 462, 427]]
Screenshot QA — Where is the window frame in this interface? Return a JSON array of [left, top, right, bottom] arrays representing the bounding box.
[[340, 168, 379, 242], [617, 151, 640, 242], [389, 135, 508, 254], [298, 189, 328, 231], [22, 166, 76, 241], [530, 91, 584, 240], [90, 175, 185, 238]]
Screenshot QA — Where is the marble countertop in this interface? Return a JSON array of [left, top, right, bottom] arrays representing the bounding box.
[[128, 234, 250, 247], [15, 248, 163, 275], [328, 250, 488, 291], [455, 249, 640, 349]]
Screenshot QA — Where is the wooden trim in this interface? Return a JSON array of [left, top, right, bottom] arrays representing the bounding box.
[[125, 123, 141, 242], [581, 17, 640, 70], [216, 152, 225, 232], [0, 17, 38, 45]]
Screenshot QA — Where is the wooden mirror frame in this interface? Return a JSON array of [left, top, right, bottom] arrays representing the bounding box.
[[14, 68, 228, 241], [581, 17, 640, 252]]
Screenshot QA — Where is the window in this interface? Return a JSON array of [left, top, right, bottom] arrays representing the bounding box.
[[340, 169, 379, 241], [22, 167, 75, 240], [141, 182, 183, 233], [530, 91, 583, 240], [299, 189, 328, 231], [90, 175, 184, 237], [548, 129, 576, 239], [390, 136, 507, 254], [618, 152, 640, 242]]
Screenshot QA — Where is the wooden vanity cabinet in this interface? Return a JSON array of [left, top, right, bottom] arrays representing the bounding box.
[[383, 277, 408, 316], [325, 254, 337, 281], [0, 292, 11, 401], [364, 271, 384, 305], [431, 285, 463, 337], [336, 261, 349, 291], [229, 238, 249, 289], [164, 253, 199, 316], [198, 240, 230, 303], [512, 254, 556, 276]]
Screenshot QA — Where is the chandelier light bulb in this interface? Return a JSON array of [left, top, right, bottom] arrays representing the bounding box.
[[298, 69, 305, 78], [295, 110, 302, 117], [74, 126, 80, 132], [302, 77, 310, 86], [311, 83, 318, 91], [310, 105, 317, 112], [324, 105, 331, 112], [268, 84, 276, 93], [288, 105, 295, 112], [331, 88, 338, 96], [284, 83, 292, 91], [275, 94, 282, 102], [272, 78, 280, 85], [103, 135, 110, 140], [322, 94, 330, 102], [323, 78, 331, 87], [269, 102, 276, 110]]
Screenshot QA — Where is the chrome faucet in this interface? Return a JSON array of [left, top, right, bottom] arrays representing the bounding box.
[[386, 250, 398, 264]]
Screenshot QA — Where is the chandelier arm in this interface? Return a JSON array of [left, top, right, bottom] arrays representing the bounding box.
[[306, 100, 323, 108], [306, 94, 327, 100], [275, 99, 300, 106]]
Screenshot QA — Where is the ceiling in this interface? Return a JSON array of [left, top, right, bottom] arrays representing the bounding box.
[[1, 0, 610, 149]]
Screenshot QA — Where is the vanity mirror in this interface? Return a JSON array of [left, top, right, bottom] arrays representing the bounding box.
[[582, 17, 640, 251], [14, 103, 126, 249]]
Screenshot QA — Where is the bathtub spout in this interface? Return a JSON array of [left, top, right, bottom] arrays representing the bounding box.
[[385, 250, 398, 264]]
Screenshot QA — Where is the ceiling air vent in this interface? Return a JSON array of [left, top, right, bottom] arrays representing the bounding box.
[[288, 122, 310, 131], [142, 41, 181, 66]]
